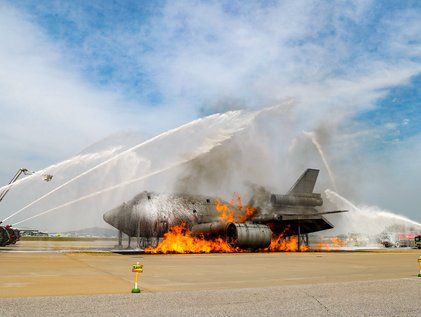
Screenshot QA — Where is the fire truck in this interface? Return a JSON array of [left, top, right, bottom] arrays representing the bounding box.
[[378, 232, 421, 248], [0, 225, 20, 246], [0, 168, 52, 247]]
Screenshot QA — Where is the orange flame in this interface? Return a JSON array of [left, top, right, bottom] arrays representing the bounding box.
[[144, 192, 318, 254], [215, 192, 257, 223], [330, 237, 346, 247], [230, 192, 243, 209], [314, 242, 331, 251], [314, 237, 346, 251], [215, 200, 236, 223], [267, 233, 309, 252], [145, 223, 236, 254], [146, 224, 311, 254]]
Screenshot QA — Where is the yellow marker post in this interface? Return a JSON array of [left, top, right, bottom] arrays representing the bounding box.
[[131, 262, 143, 293], [418, 256, 421, 278]]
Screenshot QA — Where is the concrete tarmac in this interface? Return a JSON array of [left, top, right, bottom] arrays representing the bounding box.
[[0, 240, 420, 316], [0, 279, 420, 316]]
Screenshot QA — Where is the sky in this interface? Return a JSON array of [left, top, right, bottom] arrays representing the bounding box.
[[0, 0, 420, 224]]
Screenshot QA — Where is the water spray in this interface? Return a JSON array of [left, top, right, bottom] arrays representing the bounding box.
[[325, 189, 421, 233], [13, 160, 187, 225], [12, 107, 270, 226], [0, 149, 119, 194], [0, 168, 53, 206], [304, 131, 337, 191], [325, 189, 359, 211], [0, 169, 47, 197], [4, 110, 255, 223], [10, 104, 294, 226]]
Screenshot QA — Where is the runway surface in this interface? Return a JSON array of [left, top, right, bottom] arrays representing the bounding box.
[[1, 278, 420, 316], [0, 240, 420, 316]]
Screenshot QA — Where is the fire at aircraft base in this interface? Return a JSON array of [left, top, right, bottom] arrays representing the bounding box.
[[103, 169, 351, 253]]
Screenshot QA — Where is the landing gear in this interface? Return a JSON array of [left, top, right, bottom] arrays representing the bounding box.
[[297, 223, 301, 250], [115, 230, 123, 249], [297, 223, 309, 251]]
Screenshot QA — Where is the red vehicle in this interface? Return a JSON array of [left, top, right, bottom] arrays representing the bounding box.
[[0, 168, 52, 247], [0, 225, 20, 246]]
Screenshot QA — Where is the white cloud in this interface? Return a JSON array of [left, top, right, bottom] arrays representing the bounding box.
[[0, 3, 194, 184], [118, 1, 420, 117], [0, 4, 127, 180]]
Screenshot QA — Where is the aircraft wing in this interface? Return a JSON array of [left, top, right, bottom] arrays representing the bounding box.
[[316, 210, 348, 215]]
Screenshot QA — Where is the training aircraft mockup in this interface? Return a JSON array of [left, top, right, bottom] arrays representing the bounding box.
[[103, 169, 346, 250]]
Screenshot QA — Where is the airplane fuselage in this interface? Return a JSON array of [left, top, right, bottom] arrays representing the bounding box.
[[103, 169, 345, 249]]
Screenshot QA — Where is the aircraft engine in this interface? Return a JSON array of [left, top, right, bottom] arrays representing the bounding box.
[[270, 193, 323, 207], [226, 223, 272, 249], [191, 222, 272, 250], [191, 222, 226, 237]]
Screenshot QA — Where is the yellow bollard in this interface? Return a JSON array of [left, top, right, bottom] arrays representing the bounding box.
[[418, 256, 421, 278], [131, 262, 143, 293]]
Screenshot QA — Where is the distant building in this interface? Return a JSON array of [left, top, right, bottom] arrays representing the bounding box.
[[20, 229, 48, 237]]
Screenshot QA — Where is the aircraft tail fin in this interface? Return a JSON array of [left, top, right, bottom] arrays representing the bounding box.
[[288, 169, 319, 194]]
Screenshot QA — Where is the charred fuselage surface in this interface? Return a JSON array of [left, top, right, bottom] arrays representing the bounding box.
[[103, 169, 346, 249], [103, 192, 221, 238]]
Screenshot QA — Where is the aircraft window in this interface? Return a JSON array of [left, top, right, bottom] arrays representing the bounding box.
[[206, 199, 210, 203]]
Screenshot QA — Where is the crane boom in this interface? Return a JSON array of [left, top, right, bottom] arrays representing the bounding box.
[[0, 168, 52, 246], [0, 168, 34, 203]]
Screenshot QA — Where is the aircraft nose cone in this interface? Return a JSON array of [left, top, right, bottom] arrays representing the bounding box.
[[103, 206, 121, 228], [102, 193, 167, 238], [103, 201, 142, 237]]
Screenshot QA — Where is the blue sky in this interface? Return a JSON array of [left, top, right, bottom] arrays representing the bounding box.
[[357, 74, 420, 145], [11, 0, 419, 148], [0, 0, 420, 219], [12, 1, 164, 103], [11, 1, 420, 107]]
